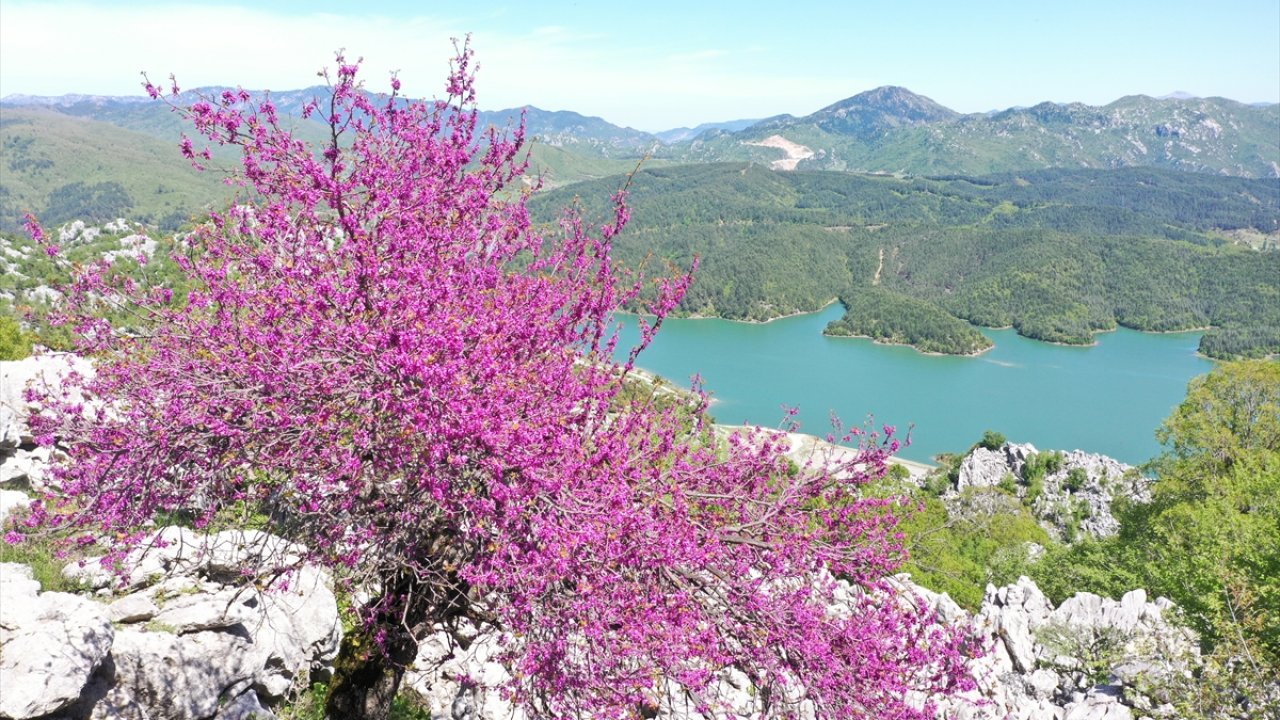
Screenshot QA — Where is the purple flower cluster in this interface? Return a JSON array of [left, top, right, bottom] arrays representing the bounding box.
[[22, 42, 977, 719]]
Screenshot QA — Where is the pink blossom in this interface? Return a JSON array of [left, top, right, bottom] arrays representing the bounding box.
[[23, 41, 978, 719]]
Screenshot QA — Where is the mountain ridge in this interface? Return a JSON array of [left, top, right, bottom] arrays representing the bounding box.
[[2, 84, 1276, 231], [6, 85, 1276, 148]]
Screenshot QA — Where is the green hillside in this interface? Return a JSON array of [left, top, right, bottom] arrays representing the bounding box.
[[0, 102, 666, 229], [533, 164, 1280, 358], [0, 107, 236, 231], [665, 90, 1280, 178]]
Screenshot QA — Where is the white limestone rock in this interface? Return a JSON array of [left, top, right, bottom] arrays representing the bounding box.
[[106, 591, 161, 624], [0, 446, 61, 491], [0, 487, 31, 526], [96, 627, 257, 720], [0, 568, 114, 719], [205, 528, 308, 577], [150, 586, 259, 634], [406, 624, 521, 720], [241, 565, 343, 701], [956, 446, 1011, 490]]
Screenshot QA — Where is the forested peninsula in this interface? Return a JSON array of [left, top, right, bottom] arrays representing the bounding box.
[[533, 165, 1280, 357]]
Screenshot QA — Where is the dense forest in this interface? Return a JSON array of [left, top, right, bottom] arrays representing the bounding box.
[[533, 165, 1280, 357], [824, 286, 993, 355], [5, 164, 1279, 359]]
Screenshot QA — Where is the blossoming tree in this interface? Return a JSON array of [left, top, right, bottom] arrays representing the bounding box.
[[22, 44, 976, 719]]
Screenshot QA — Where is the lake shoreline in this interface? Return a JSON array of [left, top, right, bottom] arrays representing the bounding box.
[[652, 305, 1215, 358], [823, 330, 995, 358], [614, 304, 1213, 467], [716, 424, 937, 482], [674, 298, 841, 325]]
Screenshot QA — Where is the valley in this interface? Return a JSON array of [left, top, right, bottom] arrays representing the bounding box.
[[3, 85, 1278, 372], [1, 18, 1278, 718]]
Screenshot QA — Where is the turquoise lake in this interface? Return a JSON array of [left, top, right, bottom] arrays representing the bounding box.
[[613, 303, 1216, 466]]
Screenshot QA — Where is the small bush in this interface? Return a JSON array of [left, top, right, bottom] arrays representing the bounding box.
[[1037, 621, 1126, 686], [977, 430, 1006, 451], [922, 470, 952, 497], [1065, 467, 1088, 493], [0, 314, 32, 360]]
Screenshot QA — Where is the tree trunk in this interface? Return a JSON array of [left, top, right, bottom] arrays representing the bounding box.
[[324, 630, 416, 720]]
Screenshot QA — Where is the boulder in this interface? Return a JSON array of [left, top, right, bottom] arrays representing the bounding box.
[[0, 488, 31, 526], [0, 446, 61, 491], [150, 586, 259, 634], [999, 609, 1038, 673], [0, 560, 41, 599], [0, 565, 114, 719], [956, 446, 1011, 490], [92, 627, 257, 720], [204, 528, 308, 578], [106, 592, 161, 624], [241, 565, 343, 701]]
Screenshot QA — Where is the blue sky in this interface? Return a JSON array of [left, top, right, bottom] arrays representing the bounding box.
[[1, 0, 1277, 131]]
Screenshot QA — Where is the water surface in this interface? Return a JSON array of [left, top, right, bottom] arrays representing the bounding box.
[[613, 304, 1214, 466]]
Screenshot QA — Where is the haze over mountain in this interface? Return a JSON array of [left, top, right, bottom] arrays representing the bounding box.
[[666, 86, 1279, 178], [2, 82, 1276, 233], [5, 83, 1277, 171]]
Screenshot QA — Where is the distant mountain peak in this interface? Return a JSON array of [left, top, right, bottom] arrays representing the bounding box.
[[1159, 91, 1199, 100], [820, 86, 956, 117], [798, 86, 958, 139]]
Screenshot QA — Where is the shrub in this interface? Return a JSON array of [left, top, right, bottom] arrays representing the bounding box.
[[20, 45, 977, 720]]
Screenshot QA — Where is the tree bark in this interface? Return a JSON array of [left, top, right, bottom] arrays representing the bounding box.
[[324, 630, 416, 720]]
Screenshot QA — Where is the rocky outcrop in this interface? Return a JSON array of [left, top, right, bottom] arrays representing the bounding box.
[[2, 530, 1202, 720], [0, 527, 340, 720], [937, 576, 1197, 720], [951, 442, 1146, 540], [956, 444, 1026, 491], [0, 563, 114, 719], [399, 574, 1198, 720]]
